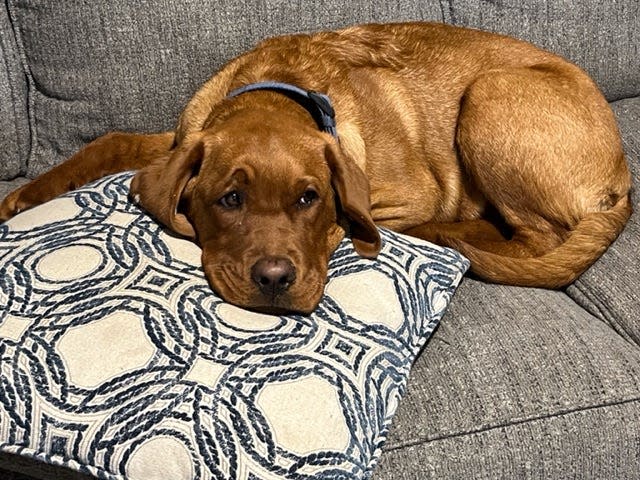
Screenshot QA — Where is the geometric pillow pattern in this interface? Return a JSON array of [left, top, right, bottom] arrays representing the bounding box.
[[0, 173, 468, 479]]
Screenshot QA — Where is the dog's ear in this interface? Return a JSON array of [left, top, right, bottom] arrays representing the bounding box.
[[325, 142, 381, 258], [129, 138, 204, 239]]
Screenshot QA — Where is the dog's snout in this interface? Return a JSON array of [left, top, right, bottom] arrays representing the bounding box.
[[251, 256, 296, 296]]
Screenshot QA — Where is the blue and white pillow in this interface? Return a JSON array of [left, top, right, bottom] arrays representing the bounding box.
[[0, 173, 468, 480]]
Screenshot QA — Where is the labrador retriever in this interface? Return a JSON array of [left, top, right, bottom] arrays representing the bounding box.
[[0, 22, 631, 313]]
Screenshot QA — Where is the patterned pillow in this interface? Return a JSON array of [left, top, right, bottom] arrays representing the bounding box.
[[0, 173, 468, 480]]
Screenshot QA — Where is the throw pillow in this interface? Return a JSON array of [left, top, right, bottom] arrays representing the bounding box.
[[0, 172, 468, 479]]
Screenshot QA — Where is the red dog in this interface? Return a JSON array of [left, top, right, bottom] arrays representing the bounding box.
[[0, 23, 631, 313]]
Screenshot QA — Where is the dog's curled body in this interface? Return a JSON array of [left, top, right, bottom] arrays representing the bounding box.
[[0, 22, 631, 312]]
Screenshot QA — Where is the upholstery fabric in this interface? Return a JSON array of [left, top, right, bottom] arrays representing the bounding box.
[[375, 280, 640, 478], [4, 0, 639, 178], [376, 399, 640, 479], [442, 0, 640, 102], [0, 178, 28, 201], [0, 2, 28, 178], [0, 173, 468, 479], [6, 0, 444, 177]]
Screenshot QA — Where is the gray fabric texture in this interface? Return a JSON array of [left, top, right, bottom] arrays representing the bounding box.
[[7, 0, 444, 177], [4, 0, 639, 178], [0, 2, 28, 178], [376, 400, 640, 478], [375, 279, 640, 478], [442, 0, 640, 102]]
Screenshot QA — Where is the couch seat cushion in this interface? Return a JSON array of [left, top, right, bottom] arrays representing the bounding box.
[[376, 279, 640, 479]]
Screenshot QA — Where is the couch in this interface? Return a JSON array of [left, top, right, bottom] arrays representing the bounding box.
[[0, 0, 638, 478]]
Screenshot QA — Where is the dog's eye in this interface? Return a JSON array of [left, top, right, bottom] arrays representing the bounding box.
[[297, 189, 319, 208], [218, 191, 244, 209]]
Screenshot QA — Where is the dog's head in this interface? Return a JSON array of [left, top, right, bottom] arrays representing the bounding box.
[[130, 110, 380, 313]]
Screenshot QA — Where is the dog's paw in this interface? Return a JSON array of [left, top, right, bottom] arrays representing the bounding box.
[[0, 185, 30, 222]]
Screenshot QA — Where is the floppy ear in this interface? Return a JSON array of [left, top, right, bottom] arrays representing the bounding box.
[[325, 142, 381, 258], [129, 138, 204, 238]]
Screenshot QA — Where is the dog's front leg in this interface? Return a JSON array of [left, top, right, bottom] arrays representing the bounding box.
[[0, 131, 174, 221]]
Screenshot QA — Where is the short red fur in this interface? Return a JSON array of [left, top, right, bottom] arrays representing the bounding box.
[[1, 22, 631, 312]]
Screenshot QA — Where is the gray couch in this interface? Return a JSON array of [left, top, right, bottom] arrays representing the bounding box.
[[1, 1, 638, 479]]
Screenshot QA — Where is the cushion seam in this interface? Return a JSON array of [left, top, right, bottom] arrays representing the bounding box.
[[0, 0, 29, 177], [5, 0, 36, 178], [384, 394, 640, 452], [568, 281, 640, 348], [611, 94, 640, 104]]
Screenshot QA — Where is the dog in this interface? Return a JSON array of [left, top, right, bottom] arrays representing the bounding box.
[[0, 22, 631, 313]]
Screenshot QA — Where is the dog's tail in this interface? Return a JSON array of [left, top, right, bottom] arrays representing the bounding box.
[[450, 195, 632, 288]]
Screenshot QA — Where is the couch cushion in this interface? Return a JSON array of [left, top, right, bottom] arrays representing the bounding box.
[[377, 279, 640, 478], [443, 0, 640, 102], [0, 172, 468, 479], [566, 97, 640, 345], [0, 2, 29, 179], [376, 95, 640, 479], [377, 399, 640, 479], [8, 0, 638, 177], [6, 0, 444, 177]]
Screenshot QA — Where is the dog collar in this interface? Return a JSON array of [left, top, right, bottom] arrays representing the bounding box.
[[226, 81, 339, 139]]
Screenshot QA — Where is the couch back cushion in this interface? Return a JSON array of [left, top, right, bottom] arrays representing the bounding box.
[[4, 0, 640, 178], [0, 2, 29, 179]]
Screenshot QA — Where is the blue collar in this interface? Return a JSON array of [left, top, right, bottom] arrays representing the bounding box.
[[226, 81, 339, 139]]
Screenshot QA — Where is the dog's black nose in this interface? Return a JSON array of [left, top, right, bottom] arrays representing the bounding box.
[[251, 257, 296, 296]]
